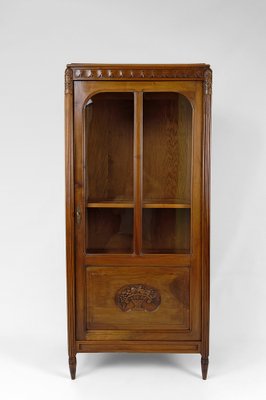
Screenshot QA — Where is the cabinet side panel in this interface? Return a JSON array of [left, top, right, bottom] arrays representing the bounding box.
[[65, 68, 76, 357], [201, 69, 212, 358]]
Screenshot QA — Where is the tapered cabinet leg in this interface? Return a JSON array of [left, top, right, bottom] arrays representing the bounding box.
[[201, 356, 209, 380], [69, 355, 77, 380]]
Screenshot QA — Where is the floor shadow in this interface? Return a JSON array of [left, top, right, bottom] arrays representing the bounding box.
[[78, 353, 200, 379], [0, 334, 203, 380]]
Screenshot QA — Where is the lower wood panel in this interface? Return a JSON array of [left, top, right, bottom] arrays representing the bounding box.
[[86, 266, 190, 332], [76, 340, 201, 353]]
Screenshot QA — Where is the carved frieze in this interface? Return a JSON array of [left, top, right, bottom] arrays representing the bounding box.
[[71, 67, 207, 81]]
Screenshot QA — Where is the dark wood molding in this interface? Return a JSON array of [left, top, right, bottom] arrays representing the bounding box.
[[65, 69, 76, 360], [201, 68, 212, 360], [67, 64, 210, 81]]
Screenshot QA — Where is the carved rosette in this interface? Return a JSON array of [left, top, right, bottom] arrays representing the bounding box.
[[72, 67, 205, 80], [115, 284, 161, 312], [204, 69, 212, 95], [65, 68, 73, 94]]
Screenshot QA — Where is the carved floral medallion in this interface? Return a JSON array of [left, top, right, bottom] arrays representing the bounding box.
[[115, 284, 161, 312]]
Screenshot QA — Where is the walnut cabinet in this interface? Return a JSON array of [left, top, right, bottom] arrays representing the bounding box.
[[65, 64, 212, 379]]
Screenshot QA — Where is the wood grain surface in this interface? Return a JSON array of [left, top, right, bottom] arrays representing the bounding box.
[[65, 65, 212, 379]]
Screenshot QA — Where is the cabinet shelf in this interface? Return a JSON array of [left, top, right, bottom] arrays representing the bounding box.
[[143, 249, 191, 254], [143, 202, 191, 209], [86, 202, 134, 208], [87, 202, 190, 209]]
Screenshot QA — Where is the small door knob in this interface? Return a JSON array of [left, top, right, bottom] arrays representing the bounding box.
[[76, 207, 82, 225]]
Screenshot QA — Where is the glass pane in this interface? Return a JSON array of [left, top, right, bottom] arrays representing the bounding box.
[[142, 92, 192, 254], [85, 92, 134, 202], [86, 208, 133, 254], [143, 92, 192, 204], [142, 209, 190, 254]]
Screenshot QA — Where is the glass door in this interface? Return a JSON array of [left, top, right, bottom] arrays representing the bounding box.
[[84, 90, 192, 255]]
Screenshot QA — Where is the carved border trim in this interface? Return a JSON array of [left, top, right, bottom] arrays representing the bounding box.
[[71, 67, 208, 81], [65, 68, 73, 94]]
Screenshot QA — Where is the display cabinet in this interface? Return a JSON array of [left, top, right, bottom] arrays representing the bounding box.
[[65, 64, 212, 379]]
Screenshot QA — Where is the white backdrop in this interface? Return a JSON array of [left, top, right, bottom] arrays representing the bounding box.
[[1, 0, 266, 398]]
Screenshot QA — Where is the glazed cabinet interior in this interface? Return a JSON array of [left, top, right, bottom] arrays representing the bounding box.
[[85, 91, 192, 254], [65, 64, 211, 380]]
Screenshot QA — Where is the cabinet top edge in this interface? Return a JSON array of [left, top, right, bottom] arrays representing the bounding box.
[[65, 64, 211, 82], [67, 63, 210, 68]]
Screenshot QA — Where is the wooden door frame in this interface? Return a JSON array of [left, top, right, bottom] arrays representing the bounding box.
[[72, 80, 203, 343]]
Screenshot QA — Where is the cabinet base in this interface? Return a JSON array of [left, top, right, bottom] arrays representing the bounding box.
[[68, 351, 209, 380], [201, 356, 209, 380], [69, 356, 77, 380], [76, 340, 201, 353]]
